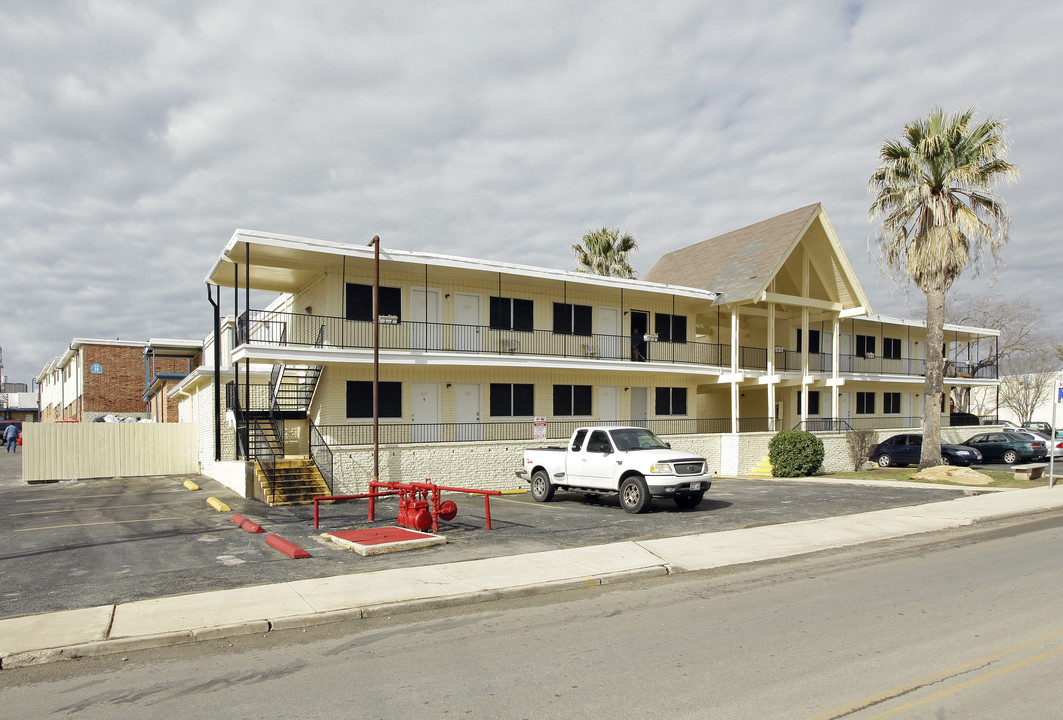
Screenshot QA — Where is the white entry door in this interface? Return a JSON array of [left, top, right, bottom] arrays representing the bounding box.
[[598, 307, 621, 359], [411, 289, 442, 350], [454, 293, 482, 352], [840, 391, 852, 423], [411, 383, 441, 442], [631, 387, 649, 427], [454, 383, 482, 441], [600, 386, 619, 424]]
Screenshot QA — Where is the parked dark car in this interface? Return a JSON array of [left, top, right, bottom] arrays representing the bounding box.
[[960, 431, 1047, 464], [869, 434, 983, 468], [1021, 421, 1054, 435]]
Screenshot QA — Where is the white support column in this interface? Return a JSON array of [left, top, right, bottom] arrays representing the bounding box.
[[831, 316, 840, 422], [767, 302, 776, 432], [800, 305, 809, 427], [731, 308, 740, 434]]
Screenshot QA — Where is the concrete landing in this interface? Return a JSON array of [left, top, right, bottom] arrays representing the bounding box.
[[325, 527, 446, 555]]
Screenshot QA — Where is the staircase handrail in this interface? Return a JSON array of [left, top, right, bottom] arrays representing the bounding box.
[[308, 417, 334, 495]]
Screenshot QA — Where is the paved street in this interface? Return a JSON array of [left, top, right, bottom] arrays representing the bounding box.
[[0, 448, 967, 620], [5, 512, 1063, 719]]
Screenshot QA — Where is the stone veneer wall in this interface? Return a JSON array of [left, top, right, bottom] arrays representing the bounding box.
[[196, 424, 998, 497]]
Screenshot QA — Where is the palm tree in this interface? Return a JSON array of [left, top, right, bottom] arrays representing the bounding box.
[[869, 107, 1019, 469], [572, 227, 639, 278]]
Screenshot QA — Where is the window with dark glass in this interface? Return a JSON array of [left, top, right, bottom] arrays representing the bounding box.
[[856, 335, 877, 357], [883, 337, 902, 360], [655, 387, 688, 416], [884, 392, 901, 414], [553, 303, 592, 336], [654, 313, 687, 343], [346, 283, 401, 322], [489, 383, 534, 417], [796, 329, 821, 354], [797, 390, 821, 415], [856, 391, 875, 414], [346, 381, 401, 419], [553, 385, 592, 416], [489, 297, 533, 331]]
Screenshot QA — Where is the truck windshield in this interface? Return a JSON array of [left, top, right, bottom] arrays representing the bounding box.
[[610, 428, 667, 451]]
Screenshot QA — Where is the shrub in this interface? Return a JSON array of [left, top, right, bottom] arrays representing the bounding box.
[[768, 430, 825, 477], [845, 427, 880, 471]]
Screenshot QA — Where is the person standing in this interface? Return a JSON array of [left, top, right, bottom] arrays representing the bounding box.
[[631, 326, 646, 362], [3, 423, 18, 453]]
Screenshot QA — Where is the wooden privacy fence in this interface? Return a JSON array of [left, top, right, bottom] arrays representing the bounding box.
[[22, 423, 199, 482]]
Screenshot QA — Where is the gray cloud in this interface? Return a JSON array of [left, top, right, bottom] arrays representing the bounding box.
[[1, 0, 1060, 385]]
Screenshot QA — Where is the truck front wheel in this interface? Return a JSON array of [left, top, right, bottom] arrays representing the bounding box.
[[530, 470, 555, 502], [619, 475, 651, 514]]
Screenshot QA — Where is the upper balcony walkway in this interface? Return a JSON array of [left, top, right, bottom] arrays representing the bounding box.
[[236, 309, 998, 380]]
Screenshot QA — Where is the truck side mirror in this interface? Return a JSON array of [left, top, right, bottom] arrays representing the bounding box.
[[665, 442, 671, 448]]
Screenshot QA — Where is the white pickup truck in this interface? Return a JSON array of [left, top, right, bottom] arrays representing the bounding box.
[[516, 426, 713, 513]]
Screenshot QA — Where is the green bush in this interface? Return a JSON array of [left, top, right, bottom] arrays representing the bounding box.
[[768, 430, 825, 477]]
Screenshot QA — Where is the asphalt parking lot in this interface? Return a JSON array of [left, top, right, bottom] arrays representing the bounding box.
[[0, 449, 969, 620]]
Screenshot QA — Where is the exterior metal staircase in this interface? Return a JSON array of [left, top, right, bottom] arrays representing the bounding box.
[[244, 362, 330, 506], [254, 457, 330, 506]]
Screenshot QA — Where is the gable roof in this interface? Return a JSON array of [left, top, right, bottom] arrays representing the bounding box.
[[644, 203, 870, 312]]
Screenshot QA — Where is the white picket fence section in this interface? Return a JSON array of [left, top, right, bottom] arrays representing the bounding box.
[[22, 422, 199, 482]]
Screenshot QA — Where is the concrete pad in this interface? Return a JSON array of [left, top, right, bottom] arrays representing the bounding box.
[[0, 605, 114, 655], [110, 584, 315, 638], [287, 565, 480, 612], [326, 527, 446, 555]]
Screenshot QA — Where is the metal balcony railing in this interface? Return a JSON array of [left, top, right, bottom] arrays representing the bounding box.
[[235, 310, 997, 379]]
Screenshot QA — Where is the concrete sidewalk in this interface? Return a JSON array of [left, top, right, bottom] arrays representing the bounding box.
[[3, 484, 1062, 669]]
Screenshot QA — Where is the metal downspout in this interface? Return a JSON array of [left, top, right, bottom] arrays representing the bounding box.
[[208, 283, 221, 461]]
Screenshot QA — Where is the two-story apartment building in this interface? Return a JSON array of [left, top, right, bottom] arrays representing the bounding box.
[[181, 203, 998, 501]]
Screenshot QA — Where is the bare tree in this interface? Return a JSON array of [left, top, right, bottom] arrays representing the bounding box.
[[998, 351, 1059, 423], [946, 292, 1055, 413]]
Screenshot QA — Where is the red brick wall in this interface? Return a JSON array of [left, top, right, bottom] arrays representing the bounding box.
[[80, 345, 148, 415]]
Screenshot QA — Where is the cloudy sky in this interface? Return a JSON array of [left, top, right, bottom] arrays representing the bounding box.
[[2, 0, 1060, 387]]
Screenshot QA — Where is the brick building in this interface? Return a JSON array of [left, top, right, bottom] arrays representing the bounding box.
[[38, 338, 197, 423]]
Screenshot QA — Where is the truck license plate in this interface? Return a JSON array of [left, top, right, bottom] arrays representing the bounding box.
[[689, 482, 701, 491]]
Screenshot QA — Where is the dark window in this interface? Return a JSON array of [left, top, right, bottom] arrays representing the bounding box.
[[856, 335, 877, 357], [655, 387, 688, 416], [489, 383, 534, 417], [346, 381, 401, 419], [797, 390, 821, 415], [797, 329, 821, 354], [553, 385, 592, 416], [489, 297, 533, 331], [856, 391, 875, 414], [654, 313, 687, 343], [588, 430, 612, 453], [552, 303, 592, 336], [571, 429, 588, 451], [884, 392, 901, 414], [883, 337, 902, 360], [346, 283, 401, 322]]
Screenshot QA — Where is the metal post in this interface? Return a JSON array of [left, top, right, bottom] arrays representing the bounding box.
[[369, 235, 381, 484], [1052, 381, 1060, 488]]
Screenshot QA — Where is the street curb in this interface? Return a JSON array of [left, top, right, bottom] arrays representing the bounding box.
[[0, 569, 673, 668]]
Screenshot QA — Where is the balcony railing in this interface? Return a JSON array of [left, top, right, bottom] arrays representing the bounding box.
[[236, 310, 997, 379], [313, 417, 763, 446]]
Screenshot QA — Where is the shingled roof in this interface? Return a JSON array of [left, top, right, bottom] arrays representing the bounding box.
[[644, 203, 869, 311]]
